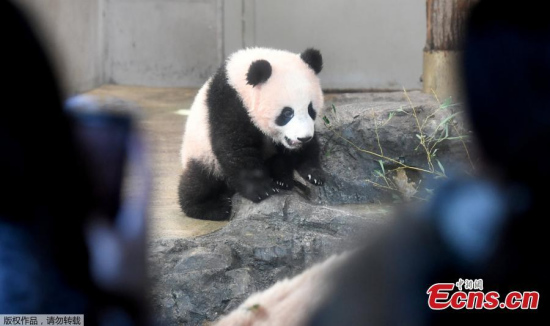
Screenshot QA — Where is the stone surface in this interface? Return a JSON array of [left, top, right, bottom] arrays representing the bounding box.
[[149, 193, 390, 326], [314, 90, 475, 205]]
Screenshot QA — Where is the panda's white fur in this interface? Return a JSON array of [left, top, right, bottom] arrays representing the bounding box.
[[178, 47, 325, 220], [225, 48, 324, 148], [180, 78, 222, 177]]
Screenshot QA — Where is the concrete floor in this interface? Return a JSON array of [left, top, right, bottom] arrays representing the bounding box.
[[86, 85, 228, 239]]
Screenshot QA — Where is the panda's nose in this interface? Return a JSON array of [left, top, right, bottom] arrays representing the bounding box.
[[298, 136, 313, 143]]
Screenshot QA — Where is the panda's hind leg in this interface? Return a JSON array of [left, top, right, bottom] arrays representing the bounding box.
[[178, 160, 235, 221]]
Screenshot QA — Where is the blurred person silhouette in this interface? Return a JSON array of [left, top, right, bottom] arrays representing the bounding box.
[[0, 2, 150, 325], [309, 1, 549, 324]]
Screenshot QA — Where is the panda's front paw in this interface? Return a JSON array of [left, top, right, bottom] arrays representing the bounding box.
[[273, 177, 294, 190], [237, 169, 278, 203], [242, 181, 278, 203], [298, 167, 325, 186]]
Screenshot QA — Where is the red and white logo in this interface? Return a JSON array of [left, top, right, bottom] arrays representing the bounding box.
[[427, 279, 539, 310]]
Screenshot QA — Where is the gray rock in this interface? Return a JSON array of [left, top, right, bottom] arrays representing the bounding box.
[[316, 91, 475, 204], [149, 193, 389, 326], [149, 91, 475, 325]]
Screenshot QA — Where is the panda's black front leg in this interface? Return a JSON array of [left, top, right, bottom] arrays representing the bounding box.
[[295, 134, 325, 186], [268, 150, 294, 190], [215, 144, 278, 203]]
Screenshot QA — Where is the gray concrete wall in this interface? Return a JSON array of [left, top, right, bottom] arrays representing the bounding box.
[[14, 0, 104, 95], [250, 0, 426, 90], [104, 0, 223, 87], [13, 0, 426, 91]]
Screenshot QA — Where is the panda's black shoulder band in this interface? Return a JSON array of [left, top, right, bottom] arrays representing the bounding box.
[[246, 59, 272, 86]]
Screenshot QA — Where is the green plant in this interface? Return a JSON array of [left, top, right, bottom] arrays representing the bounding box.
[[323, 88, 475, 201]]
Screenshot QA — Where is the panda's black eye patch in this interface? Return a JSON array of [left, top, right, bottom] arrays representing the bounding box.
[[276, 107, 294, 126], [308, 102, 316, 120]]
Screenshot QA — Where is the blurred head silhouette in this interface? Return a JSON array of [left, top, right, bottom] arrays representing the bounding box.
[[1, 2, 149, 325], [463, 0, 550, 187], [1, 0, 93, 286]]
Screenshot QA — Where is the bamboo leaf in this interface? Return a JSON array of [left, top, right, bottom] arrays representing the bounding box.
[[436, 159, 446, 175], [435, 112, 461, 131], [440, 97, 452, 109], [378, 160, 386, 175], [446, 136, 469, 140]]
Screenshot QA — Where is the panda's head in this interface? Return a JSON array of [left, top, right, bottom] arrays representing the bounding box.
[[227, 48, 324, 150]]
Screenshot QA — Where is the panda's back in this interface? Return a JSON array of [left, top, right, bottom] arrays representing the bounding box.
[[180, 78, 222, 177]]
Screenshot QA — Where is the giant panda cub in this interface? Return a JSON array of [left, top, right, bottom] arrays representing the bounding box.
[[179, 47, 325, 220]]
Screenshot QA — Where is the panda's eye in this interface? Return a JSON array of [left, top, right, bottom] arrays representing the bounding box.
[[276, 107, 294, 126], [283, 108, 293, 117], [308, 102, 317, 120]]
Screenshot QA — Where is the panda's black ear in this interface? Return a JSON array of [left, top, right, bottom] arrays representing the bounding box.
[[300, 48, 323, 74], [246, 60, 272, 86]]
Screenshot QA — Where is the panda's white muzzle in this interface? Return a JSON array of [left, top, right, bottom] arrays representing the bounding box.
[[281, 115, 314, 150]]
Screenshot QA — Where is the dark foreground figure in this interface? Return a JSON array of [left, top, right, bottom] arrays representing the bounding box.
[[311, 1, 549, 325], [0, 2, 149, 325]]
